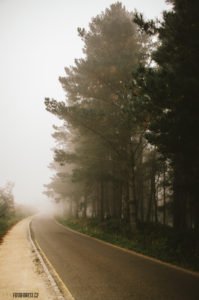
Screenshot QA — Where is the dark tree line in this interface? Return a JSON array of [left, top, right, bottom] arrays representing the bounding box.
[[44, 1, 199, 232], [133, 0, 199, 230]]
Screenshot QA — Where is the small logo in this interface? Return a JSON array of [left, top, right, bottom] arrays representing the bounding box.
[[13, 292, 39, 298]]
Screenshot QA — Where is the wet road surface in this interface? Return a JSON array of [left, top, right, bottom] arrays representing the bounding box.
[[31, 214, 199, 300]]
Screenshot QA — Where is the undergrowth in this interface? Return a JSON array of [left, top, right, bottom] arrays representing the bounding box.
[[56, 216, 199, 272]]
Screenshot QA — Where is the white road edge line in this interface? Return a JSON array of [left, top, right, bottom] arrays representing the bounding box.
[[28, 219, 66, 300]]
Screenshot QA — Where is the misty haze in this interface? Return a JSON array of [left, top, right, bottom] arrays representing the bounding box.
[[0, 1, 199, 300]]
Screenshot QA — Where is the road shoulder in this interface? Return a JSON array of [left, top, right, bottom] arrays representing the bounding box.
[[0, 217, 57, 300]]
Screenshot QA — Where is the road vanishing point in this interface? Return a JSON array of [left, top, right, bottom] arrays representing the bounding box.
[[31, 214, 199, 300]]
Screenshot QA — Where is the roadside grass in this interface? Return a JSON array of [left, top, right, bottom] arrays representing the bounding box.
[[56, 216, 199, 272], [0, 217, 24, 242]]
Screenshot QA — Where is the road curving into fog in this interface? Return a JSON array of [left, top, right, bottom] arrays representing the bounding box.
[[31, 214, 199, 300]]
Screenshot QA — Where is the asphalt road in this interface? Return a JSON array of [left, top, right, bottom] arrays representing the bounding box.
[[31, 214, 199, 300]]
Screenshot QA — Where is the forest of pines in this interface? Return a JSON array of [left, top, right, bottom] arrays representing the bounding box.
[[44, 0, 199, 236]]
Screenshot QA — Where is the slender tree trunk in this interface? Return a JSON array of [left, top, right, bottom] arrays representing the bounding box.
[[129, 184, 137, 233], [128, 166, 137, 233], [135, 138, 144, 223], [75, 198, 79, 218], [126, 147, 138, 233], [100, 177, 104, 221], [70, 198, 73, 217], [112, 179, 117, 218], [154, 191, 158, 224], [105, 181, 111, 218], [92, 190, 97, 218], [173, 165, 187, 230], [139, 168, 144, 223], [123, 180, 129, 221], [118, 181, 123, 219], [147, 181, 152, 223], [82, 194, 87, 218], [163, 164, 166, 225], [194, 197, 199, 230], [147, 152, 157, 223], [112, 179, 123, 218]]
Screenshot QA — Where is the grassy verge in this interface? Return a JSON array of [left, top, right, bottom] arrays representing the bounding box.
[[56, 216, 199, 272], [0, 217, 24, 242]]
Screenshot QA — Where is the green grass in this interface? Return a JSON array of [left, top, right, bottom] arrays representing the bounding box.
[[56, 216, 199, 272]]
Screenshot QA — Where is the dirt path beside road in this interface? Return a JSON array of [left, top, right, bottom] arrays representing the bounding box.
[[0, 217, 56, 300]]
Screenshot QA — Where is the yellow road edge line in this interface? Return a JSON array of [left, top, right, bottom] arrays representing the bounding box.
[[34, 240, 75, 300], [54, 218, 199, 278], [29, 218, 75, 300]]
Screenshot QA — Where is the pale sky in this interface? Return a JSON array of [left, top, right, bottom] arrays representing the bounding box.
[[0, 0, 171, 209]]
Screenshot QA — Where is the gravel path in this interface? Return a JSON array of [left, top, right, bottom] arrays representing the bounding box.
[[0, 217, 57, 300]]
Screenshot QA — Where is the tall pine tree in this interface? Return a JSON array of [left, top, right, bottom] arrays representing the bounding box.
[[134, 0, 199, 229]]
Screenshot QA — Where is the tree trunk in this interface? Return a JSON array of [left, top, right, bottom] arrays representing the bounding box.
[[194, 197, 199, 230], [147, 183, 152, 223], [128, 172, 137, 233], [163, 164, 166, 225], [105, 181, 111, 218], [82, 195, 87, 218], [122, 180, 129, 221], [127, 150, 137, 233], [100, 177, 105, 221], [173, 164, 187, 229], [147, 152, 157, 223], [70, 198, 73, 217], [75, 198, 79, 218]]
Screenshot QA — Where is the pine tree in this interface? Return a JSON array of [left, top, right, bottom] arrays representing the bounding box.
[[134, 0, 199, 229], [45, 2, 148, 232]]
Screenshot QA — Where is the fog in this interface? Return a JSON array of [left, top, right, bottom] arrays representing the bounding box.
[[0, 0, 170, 212]]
